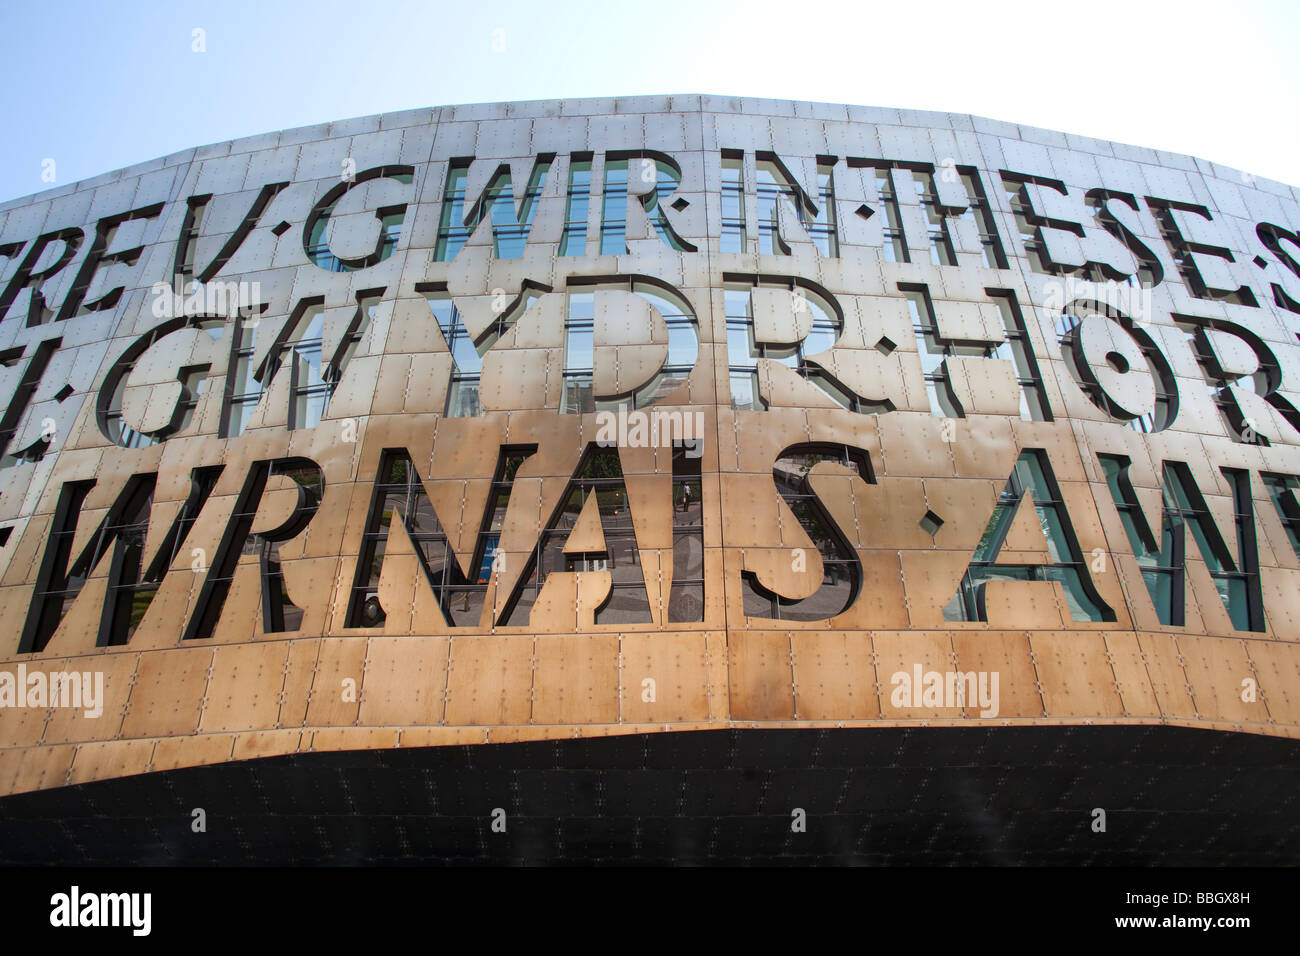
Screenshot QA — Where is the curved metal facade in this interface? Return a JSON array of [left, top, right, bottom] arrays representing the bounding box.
[[0, 95, 1298, 795]]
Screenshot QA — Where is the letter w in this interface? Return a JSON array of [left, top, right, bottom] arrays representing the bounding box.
[[18, 466, 221, 652]]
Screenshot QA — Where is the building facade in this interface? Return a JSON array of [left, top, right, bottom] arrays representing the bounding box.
[[0, 95, 1298, 804]]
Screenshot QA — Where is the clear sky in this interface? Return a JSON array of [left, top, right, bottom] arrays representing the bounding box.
[[1, 0, 1297, 204]]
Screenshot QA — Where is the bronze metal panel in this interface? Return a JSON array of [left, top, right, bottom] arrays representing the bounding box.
[[950, 631, 1044, 719], [303, 638, 368, 727], [982, 580, 1068, 629], [66, 739, 154, 786], [1245, 640, 1300, 725], [619, 632, 711, 722], [1, 745, 77, 795], [874, 630, 957, 720], [40, 651, 138, 745], [119, 647, 213, 739], [232, 729, 304, 761], [1176, 635, 1266, 725], [1101, 631, 1164, 717], [358, 637, 449, 726], [151, 733, 236, 772], [789, 631, 881, 720], [1136, 633, 1201, 721], [728, 631, 795, 721], [309, 728, 401, 750], [200, 642, 292, 733], [530, 635, 620, 724], [1030, 631, 1126, 718], [444, 635, 534, 726]]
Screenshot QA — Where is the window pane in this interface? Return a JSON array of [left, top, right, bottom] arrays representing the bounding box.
[[296, 390, 327, 429], [673, 531, 703, 578], [562, 377, 594, 414], [802, 326, 836, 356], [1140, 568, 1176, 623], [730, 371, 760, 410], [727, 325, 755, 365], [447, 380, 481, 418], [667, 324, 696, 367], [667, 582, 704, 623], [566, 328, 594, 371]]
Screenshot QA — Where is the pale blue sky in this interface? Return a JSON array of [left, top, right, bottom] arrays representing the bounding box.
[[2, 0, 1297, 203]]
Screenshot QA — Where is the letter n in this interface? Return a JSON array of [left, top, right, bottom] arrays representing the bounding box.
[[1100, 455, 1264, 631], [345, 446, 535, 628]]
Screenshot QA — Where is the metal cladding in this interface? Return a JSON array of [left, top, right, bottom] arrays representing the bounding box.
[[0, 95, 1298, 795]]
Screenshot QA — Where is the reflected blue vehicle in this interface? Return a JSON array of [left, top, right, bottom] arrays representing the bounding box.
[[477, 535, 500, 584]]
